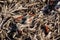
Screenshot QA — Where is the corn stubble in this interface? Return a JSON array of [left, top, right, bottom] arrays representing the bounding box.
[[0, 0, 60, 40]]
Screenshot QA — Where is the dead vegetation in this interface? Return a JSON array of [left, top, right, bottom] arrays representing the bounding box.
[[0, 0, 60, 40]]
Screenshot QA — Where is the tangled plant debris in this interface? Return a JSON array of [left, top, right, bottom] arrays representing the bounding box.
[[0, 0, 60, 40]]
